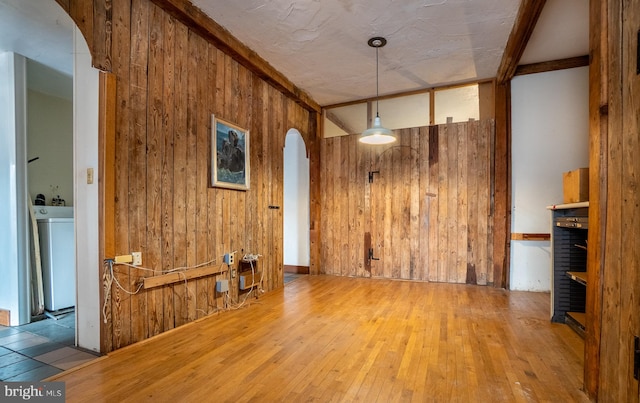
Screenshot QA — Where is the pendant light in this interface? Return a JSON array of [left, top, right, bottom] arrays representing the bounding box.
[[359, 37, 396, 145]]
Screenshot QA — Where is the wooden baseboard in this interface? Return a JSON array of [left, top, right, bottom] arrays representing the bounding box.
[[0, 309, 10, 326], [284, 265, 309, 274]]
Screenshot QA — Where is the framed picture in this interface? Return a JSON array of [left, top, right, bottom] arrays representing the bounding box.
[[211, 115, 250, 190]]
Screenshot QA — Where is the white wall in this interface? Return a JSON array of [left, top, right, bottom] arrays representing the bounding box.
[[0, 52, 30, 325], [27, 89, 73, 206], [510, 67, 589, 291], [283, 130, 310, 267], [73, 27, 100, 352]]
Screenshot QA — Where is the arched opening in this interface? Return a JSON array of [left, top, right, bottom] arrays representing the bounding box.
[[0, 0, 101, 372], [283, 129, 310, 282]]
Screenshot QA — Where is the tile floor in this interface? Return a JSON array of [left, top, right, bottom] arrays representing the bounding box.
[[0, 313, 99, 381], [284, 272, 306, 283]]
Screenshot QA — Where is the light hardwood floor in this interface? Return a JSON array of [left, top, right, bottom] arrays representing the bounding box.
[[49, 276, 590, 402]]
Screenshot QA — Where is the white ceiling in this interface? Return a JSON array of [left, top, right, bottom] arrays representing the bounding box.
[[0, 0, 588, 106], [193, 0, 521, 106]]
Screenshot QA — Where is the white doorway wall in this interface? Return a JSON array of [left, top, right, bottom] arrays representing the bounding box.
[[510, 67, 589, 291], [0, 51, 30, 326], [283, 129, 310, 268], [73, 26, 100, 352]]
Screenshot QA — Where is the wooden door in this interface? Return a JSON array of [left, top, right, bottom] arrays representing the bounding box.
[[368, 135, 421, 279]]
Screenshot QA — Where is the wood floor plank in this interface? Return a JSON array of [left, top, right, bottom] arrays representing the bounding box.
[[49, 276, 590, 402]]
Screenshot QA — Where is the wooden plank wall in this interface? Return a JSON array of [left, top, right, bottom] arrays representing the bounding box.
[[60, 0, 318, 352], [321, 120, 495, 284], [589, 0, 640, 401]]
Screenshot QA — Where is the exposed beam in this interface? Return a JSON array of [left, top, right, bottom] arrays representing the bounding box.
[[496, 0, 547, 84], [151, 0, 321, 114], [324, 110, 357, 136], [515, 55, 590, 76]]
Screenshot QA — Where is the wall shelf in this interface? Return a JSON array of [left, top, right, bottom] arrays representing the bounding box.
[[548, 202, 588, 338]]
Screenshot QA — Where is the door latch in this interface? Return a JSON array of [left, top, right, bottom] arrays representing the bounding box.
[[368, 248, 380, 261]]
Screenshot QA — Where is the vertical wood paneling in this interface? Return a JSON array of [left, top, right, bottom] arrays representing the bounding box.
[[184, 30, 198, 323], [409, 128, 420, 280], [477, 120, 490, 285], [427, 126, 439, 282], [66, 0, 318, 353], [194, 35, 208, 319], [600, 0, 623, 393], [110, 0, 132, 351], [171, 21, 188, 328], [466, 121, 479, 284], [321, 121, 495, 284], [456, 122, 468, 283], [161, 10, 175, 332], [418, 127, 430, 280], [271, 88, 285, 290], [621, 3, 640, 400], [437, 124, 448, 282], [205, 44, 218, 313], [129, 0, 149, 343], [146, 3, 164, 337], [446, 121, 458, 283], [347, 135, 358, 277]]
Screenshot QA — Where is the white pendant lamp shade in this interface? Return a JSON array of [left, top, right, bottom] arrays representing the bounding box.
[[359, 37, 396, 145], [360, 115, 396, 145]]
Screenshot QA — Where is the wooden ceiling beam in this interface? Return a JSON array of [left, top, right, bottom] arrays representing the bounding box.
[[151, 0, 321, 114], [514, 55, 590, 76], [496, 0, 547, 84]]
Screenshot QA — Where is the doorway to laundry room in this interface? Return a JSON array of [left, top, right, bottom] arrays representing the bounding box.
[[0, 0, 101, 381]]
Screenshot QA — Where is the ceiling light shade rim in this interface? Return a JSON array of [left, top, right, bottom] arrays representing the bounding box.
[[367, 37, 387, 48], [359, 116, 396, 144]]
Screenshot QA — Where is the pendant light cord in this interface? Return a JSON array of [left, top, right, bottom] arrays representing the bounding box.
[[375, 46, 380, 118]]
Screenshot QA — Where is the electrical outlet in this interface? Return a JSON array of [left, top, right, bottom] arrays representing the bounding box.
[[231, 268, 237, 278], [224, 252, 235, 265], [132, 252, 142, 266]]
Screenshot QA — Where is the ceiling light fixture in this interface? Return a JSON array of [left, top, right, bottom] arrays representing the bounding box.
[[360, 37, 396, 145]]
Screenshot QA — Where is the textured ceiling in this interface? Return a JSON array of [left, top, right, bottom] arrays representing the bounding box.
[[0, 0, 589, 108], [192, 0, 521, 106]]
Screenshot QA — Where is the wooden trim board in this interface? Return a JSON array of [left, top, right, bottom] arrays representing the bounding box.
[[284, 265, 310, 274], [142, 265, 228, 289], [511, 233, 551, 241], [0, 309, 9, 326]]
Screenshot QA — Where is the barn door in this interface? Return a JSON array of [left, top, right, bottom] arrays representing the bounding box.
[[367, 139, 420, 279]]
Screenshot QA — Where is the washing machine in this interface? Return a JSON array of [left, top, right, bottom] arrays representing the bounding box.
[[34, 206, 75, 312]]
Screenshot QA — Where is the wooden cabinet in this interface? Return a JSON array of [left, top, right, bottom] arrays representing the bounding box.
[[548, 202, 589, 337]]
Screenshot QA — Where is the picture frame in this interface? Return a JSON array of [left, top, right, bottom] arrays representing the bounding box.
[[211, 114, 250, 190]]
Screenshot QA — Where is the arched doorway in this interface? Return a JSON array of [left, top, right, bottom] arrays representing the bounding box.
[[283, 129, 310, 282], [0, 0, 100, 353]]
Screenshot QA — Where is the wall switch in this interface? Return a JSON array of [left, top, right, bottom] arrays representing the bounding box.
[[132, 252, 142, 266], [231, 268, 236, 278]]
